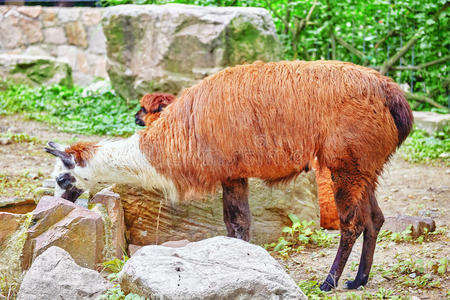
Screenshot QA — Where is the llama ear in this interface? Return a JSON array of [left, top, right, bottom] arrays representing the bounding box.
[[45, 143, 75, 169], [47, 141, 66, 151], [154, 104, 164, 113]]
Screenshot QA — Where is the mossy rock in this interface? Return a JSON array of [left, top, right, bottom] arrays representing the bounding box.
[[102, 4, 282, 100], [0, 55, 73, 87]]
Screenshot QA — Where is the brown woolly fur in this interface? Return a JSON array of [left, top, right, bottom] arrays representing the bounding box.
[[65, 142, 99, 167], [137, 91, 341, 229], [137, 93, 176, 126], [139, 60, 412, 201]]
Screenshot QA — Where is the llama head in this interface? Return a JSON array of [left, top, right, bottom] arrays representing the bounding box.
[[135, 93, 176, 126], [45, 141, 98, 202]]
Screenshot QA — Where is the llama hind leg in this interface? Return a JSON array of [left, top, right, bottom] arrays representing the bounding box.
[[221, 178, 251, 241], [319, 168, 366, 291], [345, 186, 384, 289]]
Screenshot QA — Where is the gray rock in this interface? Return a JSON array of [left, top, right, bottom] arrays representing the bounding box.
[[17, 246, 111, 300], [119, 236, 306, 299], [382, 215, 436, 238], [102, 4, 282, 99], [413, 111, 449, 135], [0, 54, 72, 86], [22, 196, 105, 270]]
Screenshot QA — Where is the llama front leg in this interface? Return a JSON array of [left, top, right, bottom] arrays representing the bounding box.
[[221, 178, 251, 241]]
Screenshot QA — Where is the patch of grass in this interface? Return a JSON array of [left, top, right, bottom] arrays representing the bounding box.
[[377, 225, 447, 244], [375, 256, 447, 290], [0, 83, 140, 136], [265, 214, 338, 257], [400, 128, 450, 165], [0, 132, 41, 144], [98, 256, 145, 300], [297, 280, 407, 300], [0, 172, 43, 200]]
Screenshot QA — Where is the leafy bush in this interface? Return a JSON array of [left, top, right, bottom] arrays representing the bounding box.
[[0, 83, 140, 136], [400, 128, 450, 165]]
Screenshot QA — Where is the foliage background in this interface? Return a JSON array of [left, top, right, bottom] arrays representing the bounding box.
[[99, 0, 449, 110]]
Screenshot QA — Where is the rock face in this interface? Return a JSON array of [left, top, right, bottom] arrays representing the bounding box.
[[102, 4, 282, 99], [413, 111, 449, 135], [0, 212, 32, 294], [113, 172, 319, 246], [119, 236, 306, 299], [22, 196, 104, 269], [17, 246, 111, 300], [0, 7, 107, 85], [0, 54, 72, 86], [90, 187, 126, 260]]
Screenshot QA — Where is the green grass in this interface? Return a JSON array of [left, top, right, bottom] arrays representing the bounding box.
[[264, 214, 338, 258], [400, 128, 450, 165], [0, 83, 140, 136]]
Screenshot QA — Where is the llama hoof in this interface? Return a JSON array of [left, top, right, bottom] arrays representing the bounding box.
[[344, 278, 367, 290], [319, 281, 334, 292], [344, 280, 359, 289]]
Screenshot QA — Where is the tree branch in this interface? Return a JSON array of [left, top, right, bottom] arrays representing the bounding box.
[[380, 27, 425, 75], [405, 91, 447, 110], [385, 55, 450, 70], [374, 30, 397, 49], [332, 33, 367, 63], [264, 0, 290, 32], [292, 0, 317, 59]]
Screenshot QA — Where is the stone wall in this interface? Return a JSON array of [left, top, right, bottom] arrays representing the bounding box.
[[0, 6, 107, 85]]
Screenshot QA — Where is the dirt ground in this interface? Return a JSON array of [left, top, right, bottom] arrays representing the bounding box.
[[0, 115, 449, 299]]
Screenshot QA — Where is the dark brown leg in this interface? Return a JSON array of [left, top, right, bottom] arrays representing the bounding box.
[[319, 167, 366, 291], [221, 178, 251, 241], [345, 186, 384, 289]]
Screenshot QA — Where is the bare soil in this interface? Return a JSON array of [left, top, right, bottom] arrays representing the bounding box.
[[0, 115, 449, 299]]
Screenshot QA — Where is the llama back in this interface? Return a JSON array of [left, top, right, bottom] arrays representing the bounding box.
[[142, 60, 408, 195]]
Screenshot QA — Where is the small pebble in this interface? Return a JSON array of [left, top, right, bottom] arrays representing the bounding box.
[[0, 138, 12, 145], [27, 173, 39, 179], [409, 272, 416, 279]]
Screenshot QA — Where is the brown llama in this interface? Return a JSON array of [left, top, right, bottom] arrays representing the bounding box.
[[134, 91, 340, 229], [135, 93, 176, 126], [45, 60, 413, 291]]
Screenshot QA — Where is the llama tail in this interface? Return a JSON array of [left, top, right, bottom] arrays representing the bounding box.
[[384, 81, 414, 147]]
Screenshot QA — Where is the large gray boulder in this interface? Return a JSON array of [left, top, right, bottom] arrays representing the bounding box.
[[0, 54, 72, 86], [119, 236, 306, 299], [17, 246, 111, 300], [102, 4, 282, 99]]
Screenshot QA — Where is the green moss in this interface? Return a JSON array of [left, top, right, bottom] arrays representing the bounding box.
[[0, 213, 33, 297], [91, 203, 115, 262], [58, 65, 74, 88], [225, 17, 282, 65], [103, 15, 126, 64], [10, 60, 56, 84]]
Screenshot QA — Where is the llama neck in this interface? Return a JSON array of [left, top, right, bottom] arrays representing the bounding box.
[[83, 134, 178, 200]]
